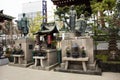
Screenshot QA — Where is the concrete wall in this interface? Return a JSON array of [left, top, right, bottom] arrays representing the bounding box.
[[15, 38, 35, 64], [96, 41, 120, 50]]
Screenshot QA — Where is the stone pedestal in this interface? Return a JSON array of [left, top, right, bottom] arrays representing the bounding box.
[[63, 57, 89, 71], [55, 36, 101, 75], [64, 32, 75, 39], [61, 36, 94, 64], [15, 38, 35, 64], [44, 49, 58, 66], [9, 38, 35, 67], [12, 55, 24, 64], [60, 36, 96, 70], [31, 49, 58, 70]]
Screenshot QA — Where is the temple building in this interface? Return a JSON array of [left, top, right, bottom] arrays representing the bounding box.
[[51, 0, 92, 14], [0, 10, 14, 46], [0, 10, 14, 22], [51, 0, 104, 14]]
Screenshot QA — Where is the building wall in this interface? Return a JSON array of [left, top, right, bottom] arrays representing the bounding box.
[[22, 1, 42, 13]]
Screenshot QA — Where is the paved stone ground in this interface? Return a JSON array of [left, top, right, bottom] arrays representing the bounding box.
[[0, 65, 120, 80]]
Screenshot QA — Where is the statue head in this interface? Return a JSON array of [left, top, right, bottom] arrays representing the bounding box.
[[23, 13, 26, 17], [70, 5, 74, 10], [80, 14, 85, 19]]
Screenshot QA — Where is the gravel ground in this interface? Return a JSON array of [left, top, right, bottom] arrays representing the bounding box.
[[0, 65, 120, 80]]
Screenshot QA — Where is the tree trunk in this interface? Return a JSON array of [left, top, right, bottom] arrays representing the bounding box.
[[98, 11, 105, 27]]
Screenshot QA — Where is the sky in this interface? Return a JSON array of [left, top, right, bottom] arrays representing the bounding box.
[[0, 0, 53, 19]]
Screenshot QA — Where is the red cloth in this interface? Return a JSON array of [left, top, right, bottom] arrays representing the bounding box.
[[47, 35, 51, 44]]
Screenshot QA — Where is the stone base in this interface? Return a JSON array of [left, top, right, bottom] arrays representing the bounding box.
[[54, 65, 102, 75], [9, 62, 34, 68], [88, 61, 97, 70], [61, 36, 94, 64], [15, 38, 35, 64], [0, 58, 9, 66], [29, 63, 59, 71]]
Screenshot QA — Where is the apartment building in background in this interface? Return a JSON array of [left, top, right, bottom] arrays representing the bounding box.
[[18, 0, 56, 22]]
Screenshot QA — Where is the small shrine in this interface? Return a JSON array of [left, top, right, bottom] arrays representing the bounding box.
[[30, 23, 59, 70]]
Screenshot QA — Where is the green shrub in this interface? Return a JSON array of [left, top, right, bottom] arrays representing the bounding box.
[[95, 54, 108, 62]]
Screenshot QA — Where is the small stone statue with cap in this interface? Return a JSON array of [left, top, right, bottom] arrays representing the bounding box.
[[75, 14, 87, 36]]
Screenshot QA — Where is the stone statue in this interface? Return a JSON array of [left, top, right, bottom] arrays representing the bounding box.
[[16, 13, 29, 37], [75, 14, 87, 35], [71, 43, 80, 58], [69, 5, 77, 32], [20, 13, 29, 37]]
